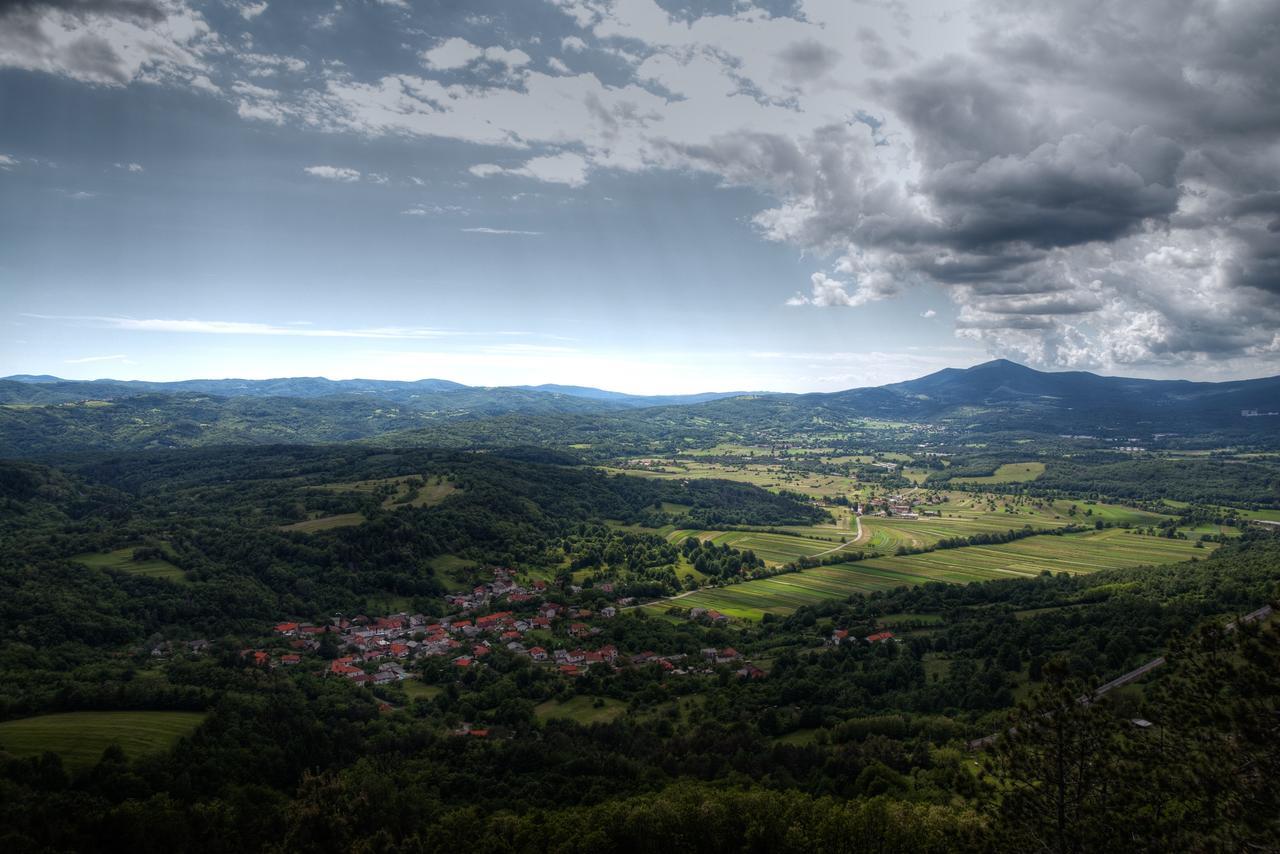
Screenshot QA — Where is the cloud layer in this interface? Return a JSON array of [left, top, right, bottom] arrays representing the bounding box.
[[3, 0, 1278, 375]]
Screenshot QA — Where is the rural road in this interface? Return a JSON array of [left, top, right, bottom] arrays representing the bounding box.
[[967, 603, 1275, 750], [811, 515, 862, 557]]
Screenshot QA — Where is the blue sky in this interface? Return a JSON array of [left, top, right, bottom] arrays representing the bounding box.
[[2, 0, 1278, 392]]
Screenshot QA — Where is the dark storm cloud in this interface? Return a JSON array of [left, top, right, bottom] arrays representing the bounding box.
[[920, 129, 1182, 251], [765, 1, 1280, 369], [775, 39, 840, 83]]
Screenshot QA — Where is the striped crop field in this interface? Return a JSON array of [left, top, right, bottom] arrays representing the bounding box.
[[859, 499, 1172, 552], [661, 528, 1214, 620]]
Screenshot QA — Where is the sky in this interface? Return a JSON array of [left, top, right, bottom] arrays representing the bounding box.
[[1, 0, 1278, 394]]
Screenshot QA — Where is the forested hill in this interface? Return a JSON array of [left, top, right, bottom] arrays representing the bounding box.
[[657, 359, 1280, 435]]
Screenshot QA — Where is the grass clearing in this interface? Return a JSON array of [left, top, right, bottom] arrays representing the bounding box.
[[72, 546, 185, 583], [951, 462, 1046, 484], [401, 681, 443, 701], [0, 711, 206, 770], [667, 529, 850, 566], [284, 477, 460, 532], [534, 695, 627, 726], [280, 512, 366, 532]]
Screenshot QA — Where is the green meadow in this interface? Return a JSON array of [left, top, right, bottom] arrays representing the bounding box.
[[665, 528, 851, 566], [534, 696, 627, 726], [950, 462, 1046, 484], [0, 711, 206, 770], [72, 545, 186, 582]]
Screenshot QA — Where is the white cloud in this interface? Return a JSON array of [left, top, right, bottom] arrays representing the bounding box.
[[921, 309, 937, 318], [421, 37, 483, 70], [469, 153, 590, 187], [114, 162, 144, 172], [241, 52, 306, 76], [26, 314, 460, 339], [461, 227, 543, 235], [421, 38, 531, 71], [237, 2, 269, 20], [0, 154, 16, 169], [304, 165, 361, 182], [64, 353, 132, 364], [547, 57, 571, 74], [402, 203, 467, 216], [482, 46, 531, 68], [560, 35, 588, 52]]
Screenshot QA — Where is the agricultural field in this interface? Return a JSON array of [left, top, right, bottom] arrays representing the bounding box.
[[534, 696, 627, 726], [0, 711, 206, 770], [950, 462, 1046, 484], [664, 529, 1215, 620], [71, 545, 185, 582], [857, 495, 1173, 552], [603, 461, 862, 501]]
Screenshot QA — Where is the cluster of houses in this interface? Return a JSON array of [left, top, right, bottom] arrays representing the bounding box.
[[687, 607, 730, 624], [861, 494, 920, 520], [829, 628, 897, 646], [246, 589, 764, 684], [442, 568, 635, 612]]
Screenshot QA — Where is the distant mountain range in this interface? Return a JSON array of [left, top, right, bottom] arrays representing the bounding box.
[[2, 360, 1278, 456], [0, 375, 754, 410]]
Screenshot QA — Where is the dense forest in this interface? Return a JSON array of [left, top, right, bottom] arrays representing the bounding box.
[[0, 435, 1278, 851]]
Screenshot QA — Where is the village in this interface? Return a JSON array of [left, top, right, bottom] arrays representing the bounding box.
[[242, 568, 771, 686], [857, 492, 946, 520]]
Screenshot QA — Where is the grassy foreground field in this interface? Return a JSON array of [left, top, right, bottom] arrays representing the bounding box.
[[534, 696, 627, 725], [0, 711, 206, 770], [666, 529, 1214, 620], [71, 546, 185, 582]]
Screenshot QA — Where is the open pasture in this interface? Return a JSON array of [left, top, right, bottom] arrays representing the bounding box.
[[663, 529, 1214, 620], [603, 461, 862, 501], [666, 528, 853, 566], [0, 711, 206, 770], [534, 696, 627, 725], [313, 474, 458, 508], [280, 512, 366, 532], [72, 545, 185, 582], [950, 462, 1046, 484]]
